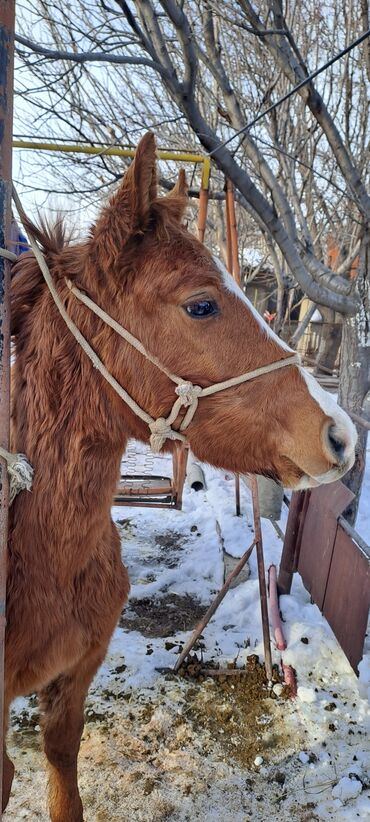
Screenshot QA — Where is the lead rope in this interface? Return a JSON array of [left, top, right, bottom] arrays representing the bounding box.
[[10, 186, 300, 461]]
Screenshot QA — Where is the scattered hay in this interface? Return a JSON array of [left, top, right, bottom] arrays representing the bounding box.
[[178, 654, 289, 768]]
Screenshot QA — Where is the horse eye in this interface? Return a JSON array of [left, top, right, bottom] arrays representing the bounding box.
[[184, 300, 219, 318]]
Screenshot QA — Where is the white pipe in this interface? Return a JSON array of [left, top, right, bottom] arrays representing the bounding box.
[[187, 455, 206, 491]]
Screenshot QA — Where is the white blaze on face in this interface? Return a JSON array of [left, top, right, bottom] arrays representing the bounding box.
[[299, 368, 357, 465], [214, 255, 357, 475], [214, 256, 292, 353]]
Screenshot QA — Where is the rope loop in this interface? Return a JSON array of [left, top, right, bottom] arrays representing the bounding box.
[[0, 248, 18, 263], [149, 418, 186, 453], [0, 447, 34, 505]]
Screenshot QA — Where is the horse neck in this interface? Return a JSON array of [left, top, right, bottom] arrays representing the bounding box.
[[11, 286, 130, 572]]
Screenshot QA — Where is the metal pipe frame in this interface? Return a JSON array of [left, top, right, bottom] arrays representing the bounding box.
[[0, 1, 15, 812], [12, 140, 212, 190]]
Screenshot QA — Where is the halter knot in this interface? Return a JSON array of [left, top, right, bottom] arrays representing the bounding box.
[[0, 448, 34, 505], [149, 417, 183, 453], [175, 382, 202, 407]]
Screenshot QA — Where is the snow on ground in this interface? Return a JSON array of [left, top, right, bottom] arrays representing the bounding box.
[[5, 444, 370, 821]]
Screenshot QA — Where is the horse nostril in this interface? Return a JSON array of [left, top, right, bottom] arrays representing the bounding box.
[[327, 425, 346, 464]]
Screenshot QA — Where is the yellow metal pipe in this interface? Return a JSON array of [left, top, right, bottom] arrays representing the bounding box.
[[12, 140, 211, 189]]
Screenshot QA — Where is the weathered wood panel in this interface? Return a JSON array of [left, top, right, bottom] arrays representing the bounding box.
[[279, 481, 370, 673]]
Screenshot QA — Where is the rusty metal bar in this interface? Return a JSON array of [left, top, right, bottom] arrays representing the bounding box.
[[277, 491, 309, 595], [235, 473, 241, 516], [174, 443, 189, 510], [117, 483, 173, 496], [0, 1, 15, 812], [249, 475, 273, 682], [225, 179, 241, 284], [224, 178, 243, 516], [197, 186, 209, 243], [173, 539, 256, 672], [224, 178, 233, 273], [113, 499, 176, 509]]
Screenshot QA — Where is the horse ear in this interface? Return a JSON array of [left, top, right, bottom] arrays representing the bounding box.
[[162, 169, 188, 222], [170, 169, 188, 199], [125, 131, 158, 225], [91, 132, 158, 268]]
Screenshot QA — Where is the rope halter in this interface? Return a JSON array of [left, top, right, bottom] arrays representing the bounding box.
[[11, 186, 300, 454], [63, 280, 299, 452]]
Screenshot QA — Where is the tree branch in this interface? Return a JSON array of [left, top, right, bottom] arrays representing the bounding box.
[[15, 33, 167, 75], [238, 0, 370, 219]]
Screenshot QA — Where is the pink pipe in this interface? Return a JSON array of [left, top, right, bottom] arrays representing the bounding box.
[[282, 663, 297, 696], [268, 565, 297, 697], [268, 564, 287, 650]]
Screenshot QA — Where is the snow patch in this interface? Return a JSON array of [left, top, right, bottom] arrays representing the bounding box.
[[297, 686, 317, 703], [332, 775, 363, 803]]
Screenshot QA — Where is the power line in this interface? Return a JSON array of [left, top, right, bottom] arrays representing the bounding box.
[[253, 135, 361, 210], [209, 27, 370, 156]]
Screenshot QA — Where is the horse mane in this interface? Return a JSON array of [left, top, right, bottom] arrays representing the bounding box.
[[11, 190, 187, 338], [11, 214, 79, 337]]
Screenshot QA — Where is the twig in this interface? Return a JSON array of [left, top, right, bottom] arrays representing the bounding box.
[[199, 668, 257, 677], [173, 539, 256, 672]]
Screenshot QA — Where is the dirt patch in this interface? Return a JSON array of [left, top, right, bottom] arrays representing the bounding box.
[[153, 530, 186, 568], [120, 593, 208, 638], [179, 654, 289, 768]]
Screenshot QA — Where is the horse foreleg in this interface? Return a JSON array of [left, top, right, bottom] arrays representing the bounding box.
[[39, 648, 105, 822], [2, 746, 15, 812], [2, 692, 15, 812]]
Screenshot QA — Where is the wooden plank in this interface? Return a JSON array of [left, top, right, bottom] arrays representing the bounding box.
[[323, 525, 370, 673], [297, 482, 354, 609]]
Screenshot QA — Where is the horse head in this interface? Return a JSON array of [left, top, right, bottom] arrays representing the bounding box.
[[75, 132, 356, 490]]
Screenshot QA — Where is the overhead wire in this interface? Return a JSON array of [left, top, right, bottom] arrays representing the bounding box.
[[209, 27, 370, 156]]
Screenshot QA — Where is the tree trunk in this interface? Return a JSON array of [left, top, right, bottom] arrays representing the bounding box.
[[338, 229, 370, 524], [314, 307, 342, 374]]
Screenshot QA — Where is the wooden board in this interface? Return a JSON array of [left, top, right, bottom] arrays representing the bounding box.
[[322, 526, 370, 673], [297, 482, 354, 610]]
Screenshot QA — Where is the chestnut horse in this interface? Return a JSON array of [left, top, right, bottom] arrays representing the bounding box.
[[5, 133, 355, 820]]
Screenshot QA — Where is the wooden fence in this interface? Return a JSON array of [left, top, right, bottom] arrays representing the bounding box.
[[278, 481, 370, 674]]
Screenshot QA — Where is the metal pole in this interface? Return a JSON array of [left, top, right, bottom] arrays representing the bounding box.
[[249, 475, 273, 682], [224, 178, 233, 273], [0, 2, 15, 813], [277, 490, 308, 595], [225, 179, 241, 285], [224, 178, 242, 515], [234, 473, 241, 516], [174, 443, 189, 510], [197, 186, 209, 243]]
